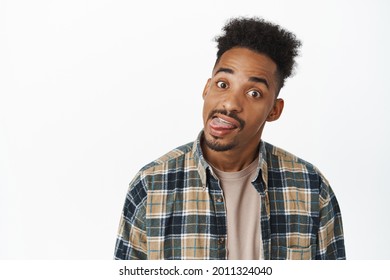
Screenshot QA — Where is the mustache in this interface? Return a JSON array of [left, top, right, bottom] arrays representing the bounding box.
[[208, 109, 245, 129]]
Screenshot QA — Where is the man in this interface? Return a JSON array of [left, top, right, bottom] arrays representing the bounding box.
[[114, 17, 345, 260]]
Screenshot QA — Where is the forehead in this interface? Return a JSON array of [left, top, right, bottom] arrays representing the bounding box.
[[213, 47, 278, 78]]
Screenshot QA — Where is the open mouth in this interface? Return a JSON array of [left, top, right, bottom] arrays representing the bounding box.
[[206, 110, 245, 137], [208, 112, 243, 134], [210, 116, 238, 129]]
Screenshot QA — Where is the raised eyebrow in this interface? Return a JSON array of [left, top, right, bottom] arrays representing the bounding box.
[[214, 67, 234, 75], [249, 76, 269, 89], [215, 67, 269, 89]]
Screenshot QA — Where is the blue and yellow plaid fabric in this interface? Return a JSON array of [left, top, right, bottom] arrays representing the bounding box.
[[115, 132, 345, 260]]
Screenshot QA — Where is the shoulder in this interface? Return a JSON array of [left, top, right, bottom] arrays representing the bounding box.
[[140, 142, 195, 173], [264, 142, 320, 172], [124, 143, 197, 222], [131, 142, 199, 189], [263, 141, 330, 189], [126, 142, 195, 200]]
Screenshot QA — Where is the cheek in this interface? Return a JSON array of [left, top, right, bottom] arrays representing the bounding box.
[[245, 106, 271, 128], [202, 95, 216, 117], [202, 98, 211, 124]]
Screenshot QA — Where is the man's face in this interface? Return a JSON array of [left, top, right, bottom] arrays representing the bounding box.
[[202, 47, 284, 153]]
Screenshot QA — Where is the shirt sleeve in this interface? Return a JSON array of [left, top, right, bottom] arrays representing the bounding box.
[[316, 176, 346, 260], [114, 173, 148, 260]]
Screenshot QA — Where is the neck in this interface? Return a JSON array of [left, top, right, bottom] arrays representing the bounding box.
[[201, 138, 260, 172]]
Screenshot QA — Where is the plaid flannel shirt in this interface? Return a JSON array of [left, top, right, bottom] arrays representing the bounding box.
[[115, 132, 345, 260]]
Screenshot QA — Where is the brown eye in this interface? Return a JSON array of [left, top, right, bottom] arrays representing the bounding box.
[[217, 81, 228, 89], [247, 90, 262, 98]]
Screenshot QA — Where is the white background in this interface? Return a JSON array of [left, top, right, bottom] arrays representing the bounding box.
[[0, 0, 389, 259]]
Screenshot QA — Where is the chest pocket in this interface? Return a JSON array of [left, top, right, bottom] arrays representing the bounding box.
[[271, 245, 316, 260], [269, 213, 317, 260]]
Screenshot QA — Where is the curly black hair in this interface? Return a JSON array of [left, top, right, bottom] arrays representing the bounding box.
[[215, 17, 302, 90]]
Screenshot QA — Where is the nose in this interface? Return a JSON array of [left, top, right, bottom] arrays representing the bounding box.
[[222, 88, 243, 113]]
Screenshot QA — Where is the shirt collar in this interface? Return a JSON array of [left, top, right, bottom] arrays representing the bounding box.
[[193, 130, 268, 191]]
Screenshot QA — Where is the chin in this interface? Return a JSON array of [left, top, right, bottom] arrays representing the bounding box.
[[204, 135, 237, 152]]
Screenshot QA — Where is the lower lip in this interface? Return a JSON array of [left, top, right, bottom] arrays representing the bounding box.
[[208, 121, 237, 137]]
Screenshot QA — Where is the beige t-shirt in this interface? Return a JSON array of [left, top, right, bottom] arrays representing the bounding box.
[[211, 159, 263, 260]]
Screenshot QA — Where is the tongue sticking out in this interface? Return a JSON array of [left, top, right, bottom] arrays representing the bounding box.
[[210, 117, 237, 130]]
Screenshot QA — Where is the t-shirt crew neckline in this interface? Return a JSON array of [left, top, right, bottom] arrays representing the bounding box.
[[211, 157, 259, 181]]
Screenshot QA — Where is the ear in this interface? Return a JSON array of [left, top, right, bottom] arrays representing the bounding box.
[[266, 98, 284, 122], [202, 78, 211, 99]]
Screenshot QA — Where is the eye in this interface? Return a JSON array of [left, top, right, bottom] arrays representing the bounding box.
[[247, 90, 262, 98], [216, 81, 228, 89]]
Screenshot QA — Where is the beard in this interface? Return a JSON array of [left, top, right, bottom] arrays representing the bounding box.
[[203, 134, 238, 152]]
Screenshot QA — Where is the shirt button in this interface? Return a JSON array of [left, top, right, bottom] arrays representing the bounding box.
[[218, 237, 225, 244], [216, 197, 223, 203]]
